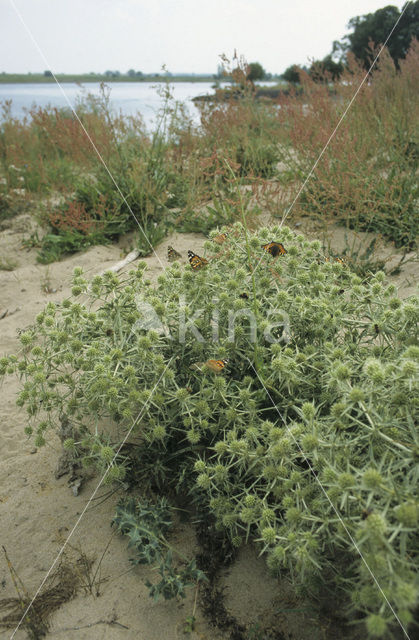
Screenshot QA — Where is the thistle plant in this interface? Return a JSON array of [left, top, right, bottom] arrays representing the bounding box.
[[112, 496, 206, 600], [3, 223, 418, 637]]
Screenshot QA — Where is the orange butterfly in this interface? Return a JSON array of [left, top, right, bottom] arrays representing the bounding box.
[[190, 359, 228, 373], [188, 250, 208, 270], [261, 241, 287, 257], [213, 232, 227, 245], [204, 359, 228, 373], [325, 256, 346, 265], [167, 245, 182, 262]]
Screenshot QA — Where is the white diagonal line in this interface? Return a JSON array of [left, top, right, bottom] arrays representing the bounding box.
[[9, 0, 165, 271], [279, 2, 412, 230], [246, 358, 411, 639], [9, 363, 171, 638]]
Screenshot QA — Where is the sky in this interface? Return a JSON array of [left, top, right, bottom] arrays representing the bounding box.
[[1, 0, 407, 75]]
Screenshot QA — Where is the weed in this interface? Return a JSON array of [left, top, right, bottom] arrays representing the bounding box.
[[0, 257, 18, 271], [112, 496, 207, 601], [0, 546, 81, 639], [182, 615, 196, 633], [276, 43, 419, 249], [64, 543, 109, 597], [2, 43, 417, 260], [22, 230, 42, 249]]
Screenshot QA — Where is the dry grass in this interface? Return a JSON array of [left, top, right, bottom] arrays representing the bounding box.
[[0, 547, 82, 639]]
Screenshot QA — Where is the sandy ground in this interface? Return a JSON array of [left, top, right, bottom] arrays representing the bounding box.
[[0, 213, 417, 640]]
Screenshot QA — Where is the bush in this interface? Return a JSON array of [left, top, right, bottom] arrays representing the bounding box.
[[197, 97, 281, 179], [4, 223, 418, 637], [0, 87, 191, 258]]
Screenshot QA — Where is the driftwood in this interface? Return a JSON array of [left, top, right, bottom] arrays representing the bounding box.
[[98, 248, 140, 275], [0, 307, 21, 320]]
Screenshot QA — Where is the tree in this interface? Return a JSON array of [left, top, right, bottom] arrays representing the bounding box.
[[281, 65, 301, 83], [44, 70, 53, 77], [246, 62, 265, 82], [336, 2, 419, 68], [308, 55, 344, 82], [127, 69, 136, 77]]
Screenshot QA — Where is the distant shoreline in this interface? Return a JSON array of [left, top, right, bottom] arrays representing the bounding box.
[[0, 74, 227, 84], [0, 74, 283, 85], [193, 84, 291, 102]]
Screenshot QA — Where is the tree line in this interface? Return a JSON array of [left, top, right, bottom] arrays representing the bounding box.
[[282, 1, 419, 83], [20, 2, 419, 86]]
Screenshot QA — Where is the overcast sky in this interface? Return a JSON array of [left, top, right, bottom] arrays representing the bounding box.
[[1, 0, 407, 75]]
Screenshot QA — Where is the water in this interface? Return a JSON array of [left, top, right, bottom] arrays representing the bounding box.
[[0, 81, 278, 131]]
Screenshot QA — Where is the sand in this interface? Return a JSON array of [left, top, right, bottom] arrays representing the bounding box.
[[0, 212, 416, 640]]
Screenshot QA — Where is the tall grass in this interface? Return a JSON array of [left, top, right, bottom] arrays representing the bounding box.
[[274, 42, 419, 248], [0, 43, 417, 261]]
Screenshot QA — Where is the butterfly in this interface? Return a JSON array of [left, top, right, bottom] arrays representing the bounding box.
[[261, 241, 287, 257], [188, 250, 208, 270], [325, 256, 346, 265], [190, 359, 228, 374], [213, 232, 227, 245], [204, 359, 228, 373], [167, 245, 182, 262]]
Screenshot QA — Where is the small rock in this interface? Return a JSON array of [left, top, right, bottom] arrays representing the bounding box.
[[30, 448, 37, 454], [71, 478, 82, 496]]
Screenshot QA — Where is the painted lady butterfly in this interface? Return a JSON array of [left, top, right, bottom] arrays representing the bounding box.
[[167, 245, 182, 262], [188, 250, 208, 270], [213, 232, 227, 245]]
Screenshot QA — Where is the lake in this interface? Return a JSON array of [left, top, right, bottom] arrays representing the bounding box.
[[0, 81, 278, 131]]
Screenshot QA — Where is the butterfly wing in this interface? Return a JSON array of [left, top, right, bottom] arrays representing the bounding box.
[[213, 233, 227, 245], [326, 256, 346, 264], [190, 359, 228, 373], [167, 245, 181, 262], [188, 250, 208, 270], [261, 242, 287, 257], [205, 359, 228, 373]]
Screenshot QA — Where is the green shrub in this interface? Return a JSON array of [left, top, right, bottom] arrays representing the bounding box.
[[0, 87, 193, 260], [112, 496, 206, 600], [4, 223, 418, 637], [33, 138, 188, 261]]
